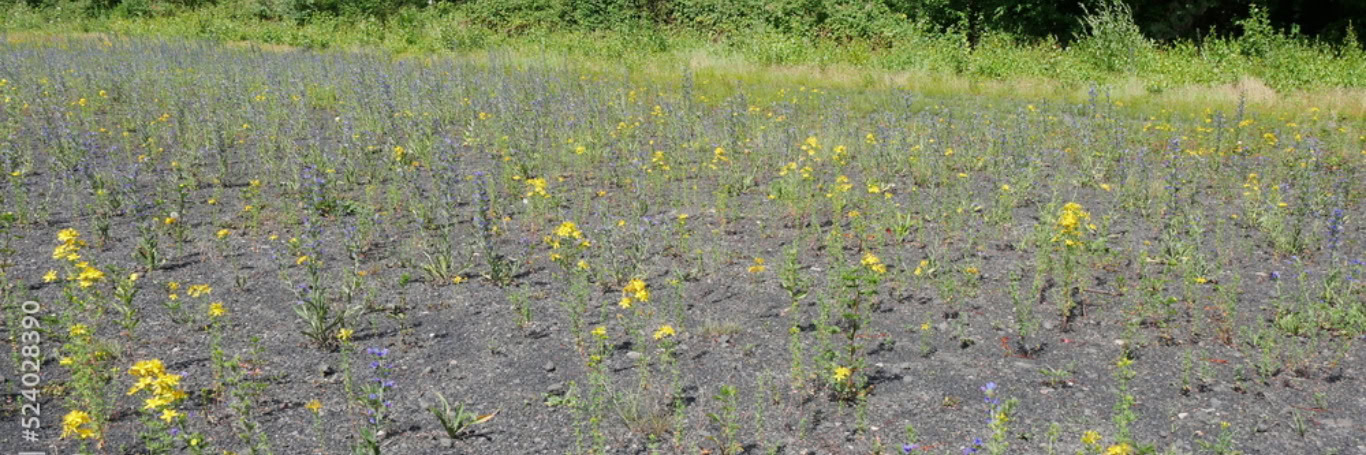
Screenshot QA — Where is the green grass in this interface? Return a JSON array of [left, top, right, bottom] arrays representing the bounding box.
[[5, 0, 1366, 118]]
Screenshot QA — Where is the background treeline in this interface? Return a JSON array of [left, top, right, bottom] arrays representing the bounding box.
[[4, 0, 1366, 92], [8, 0, 1362, 44]]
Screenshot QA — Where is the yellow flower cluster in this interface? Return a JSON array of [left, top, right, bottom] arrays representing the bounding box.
[[546, 221, 590, 264], [50, 229, 105, 287], [52, 228, 85, 261], [913, 259, 930, 276], [187, 284, 212, 298], [127, 359, 187, 417], [61, 409, 97, 439], [1053, 202, 1094, 247], [619, 279, 649, 308], [524, 177, 549, 198], [652, 324, 676, 340], [861, 252, 887, 274], [747, 257, 766, 274], [73, 261, 106, 288], [1104, 443, 1133, 455], [554, 221, 582, 240]]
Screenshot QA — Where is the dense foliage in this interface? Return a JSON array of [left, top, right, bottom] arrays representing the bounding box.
[[5, 0, 1364, 43]]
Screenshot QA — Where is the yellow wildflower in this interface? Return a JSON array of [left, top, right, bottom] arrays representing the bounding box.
[[306, 399, 323, 414], [69, 324, 89, 337], [833, 366, 852, 381], [61, 410, 97, 439], [623, 279, 649, 302], [1081, 430, 1102, 445], [58, 228, 81, 243], [591, 326, 608, 339], [44, 269, 58, 282], [128, 359, 167, 378], [748, 257, 767, 274], [159, 408, 182, 424], [1104, 443, 1133, 455], [216, 229, 230, 239], [1054, 202, 1091, 246], [187, 284, 212, 298], [208, 302, 226, 318], [653, 325, 676, 340], [337, 328, 354, 341], [554, 221, 583, 239], [861, 252, 887, 274], [75, 262, 105, 287], [524, 177, 549, 198]]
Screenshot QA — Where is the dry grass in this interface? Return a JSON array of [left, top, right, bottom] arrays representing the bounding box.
[[10, 31, 1365, 117]]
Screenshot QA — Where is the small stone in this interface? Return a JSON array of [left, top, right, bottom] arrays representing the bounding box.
[[1041, 320, 1056, 330], [546, 382, 566, 396], [625, 351, 644, 360], [544, 361, 556, 372], [422, 366, 434, 375], [1113, 339, 1127, 346], [438, 438, 454, 449], [317, 362, 335, 377], [1178, 412, 1189, 419]]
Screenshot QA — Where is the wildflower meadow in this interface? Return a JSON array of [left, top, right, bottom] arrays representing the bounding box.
[[0, 35, 1363, 455]]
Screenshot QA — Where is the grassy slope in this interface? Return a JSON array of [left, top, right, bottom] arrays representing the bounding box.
[[4, 2, 1366, 118]]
